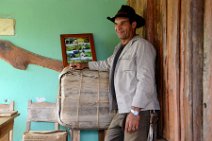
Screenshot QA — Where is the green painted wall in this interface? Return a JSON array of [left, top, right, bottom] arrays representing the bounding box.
[[0, 0, 126, 140]]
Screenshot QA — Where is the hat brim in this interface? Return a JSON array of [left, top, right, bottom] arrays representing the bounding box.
[[107, 14, 145, 28]]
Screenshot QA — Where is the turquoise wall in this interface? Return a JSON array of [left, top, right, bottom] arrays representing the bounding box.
[[0, 0, 126, 140]]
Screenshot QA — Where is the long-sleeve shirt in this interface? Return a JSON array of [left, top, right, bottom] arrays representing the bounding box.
[[88, 35, 160, 113]]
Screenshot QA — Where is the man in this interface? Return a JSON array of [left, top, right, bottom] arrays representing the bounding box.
[[72, 5, 160, 141]]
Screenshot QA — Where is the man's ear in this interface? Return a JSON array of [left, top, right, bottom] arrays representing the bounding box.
[[132, 21, 137, 28]]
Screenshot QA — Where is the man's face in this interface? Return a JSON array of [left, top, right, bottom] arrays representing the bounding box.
[[114, 17, 136, 41]]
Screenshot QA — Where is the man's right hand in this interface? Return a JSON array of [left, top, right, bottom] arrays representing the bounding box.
[[69, 62, 88, 70]]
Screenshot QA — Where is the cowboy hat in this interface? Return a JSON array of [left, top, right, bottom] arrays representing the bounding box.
[[107, 5, 145, 28]]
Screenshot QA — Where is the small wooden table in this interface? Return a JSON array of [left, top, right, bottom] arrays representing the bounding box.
[[0, 113, 19, 141]]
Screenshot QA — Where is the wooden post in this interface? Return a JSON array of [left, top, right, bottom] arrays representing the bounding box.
[[71, 129, 80, 141], [179, 0, 193, 140], [190, 0, 204, 141], [203, 0, 212, 140], [98, 130, 105, 141], [165, 1, 181, 140]]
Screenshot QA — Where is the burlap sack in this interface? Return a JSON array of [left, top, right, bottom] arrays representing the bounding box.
[[57, 67, 115, 129]]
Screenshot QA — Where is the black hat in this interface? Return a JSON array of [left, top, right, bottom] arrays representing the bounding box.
[[107, 5, 145, 28]]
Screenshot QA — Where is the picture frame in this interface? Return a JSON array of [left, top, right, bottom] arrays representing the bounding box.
[[60, 33, 96, 67]]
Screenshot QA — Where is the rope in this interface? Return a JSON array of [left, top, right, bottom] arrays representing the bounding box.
[[57, 69, 74, 128], [77, 70, 83, 129], [96, 71, 100, 128]]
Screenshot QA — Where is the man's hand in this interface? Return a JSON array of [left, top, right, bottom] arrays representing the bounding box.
[[70, 62, 88, 70], [125, 112, 140, 133]]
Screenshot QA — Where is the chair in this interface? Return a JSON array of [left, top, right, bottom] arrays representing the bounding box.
[[23, 100, 67, 141], [0, 101, 15, 141]]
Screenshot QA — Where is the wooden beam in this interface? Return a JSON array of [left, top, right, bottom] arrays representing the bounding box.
[[128, 0, 147, 37], [191, 0, 204, 141], [98, 130, 105, 141], [71, 130, 80, 141], [203, 0, 212, 140], [146, 0, 166, 138], [166, 0, 181, 140], [179, 0, 193, 140], [0, 40, 63, 72]]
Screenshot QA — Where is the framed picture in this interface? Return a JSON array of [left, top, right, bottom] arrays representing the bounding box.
[[60, 33, 96, 67]]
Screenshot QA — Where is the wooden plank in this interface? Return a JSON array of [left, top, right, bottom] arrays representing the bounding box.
[[179, 0, 193, 140], [128, 0, 147, 37], [27, 101, 58, 122], [160, 0, 167, 139], [165, 0, 181, 141], [98, 130, 105, 141], [26, 101, 60, 132], [203, 0, 212, 140], [71, 130, 80, 141], [190, 1, 204, 141], [146, 0, 166, 138], [156, 0, 166, 138], [146, 0, 154, 43]]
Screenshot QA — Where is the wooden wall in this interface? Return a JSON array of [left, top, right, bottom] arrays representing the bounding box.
[[128, 0, 212, 141], [203, 0, 212, 140]]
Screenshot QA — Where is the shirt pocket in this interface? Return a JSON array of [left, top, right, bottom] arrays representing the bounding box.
[[118, 58, 135, 71]]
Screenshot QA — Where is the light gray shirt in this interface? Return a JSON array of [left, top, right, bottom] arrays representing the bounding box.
[[88, 35, 160, 113]]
